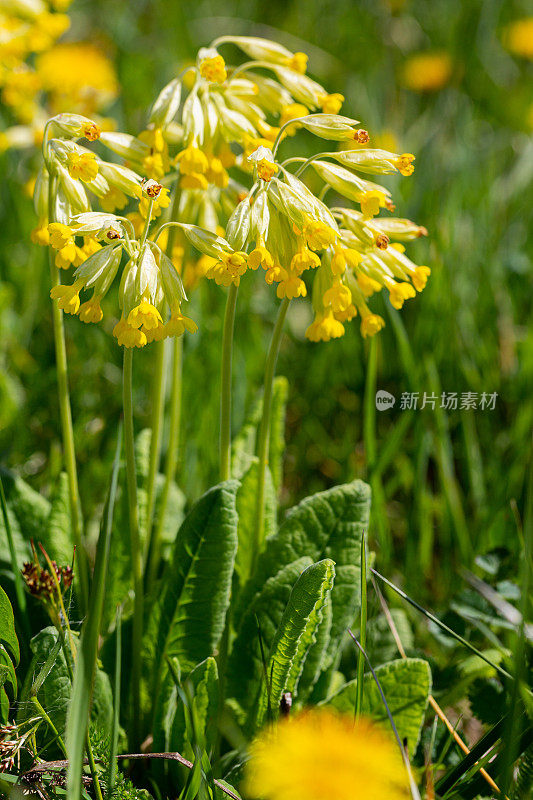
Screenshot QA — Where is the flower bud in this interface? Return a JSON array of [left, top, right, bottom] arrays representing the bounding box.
[[149, 77, 182, 128], [141, 178, 163, 198], [298, 114, 361, 141], [180, 224, 233, 259], [99, 131, 150, 162], [52, 114, 101, 141]]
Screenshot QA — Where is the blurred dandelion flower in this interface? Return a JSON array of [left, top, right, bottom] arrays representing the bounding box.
[[244, 710, 409, 800], [401, 51, 453, 92], [0, 0, 117, 155], [503, 17, 533, 60], [36, 42, 118, 114]]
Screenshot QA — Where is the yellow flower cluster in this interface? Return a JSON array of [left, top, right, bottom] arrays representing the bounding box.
[[33, 36, 430, 348], [33, 115, 196, 348], [245, 710, 409, 800], [180, 112, 428, 341], [116, 36, 372, 290], [0, 0, 117, 154]]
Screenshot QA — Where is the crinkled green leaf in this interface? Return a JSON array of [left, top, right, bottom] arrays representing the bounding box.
[[236, 480, 371, 676], [43, 472, 75, 566], [268, 375, 288, 494], [323, 658, 431, 756], [0, 470, 50, 565], [0, 587, 18, 720], [144, 481, 239, 709], [0, 585, 19, 664], [20, 627, 112, 738], [366, 608, 414, 666], [227, 557, 313, 711], [252, 558, 335, 731], [235, 460, 276, 585], [297, 591, 332, 703], [0, 645, 17, 724]]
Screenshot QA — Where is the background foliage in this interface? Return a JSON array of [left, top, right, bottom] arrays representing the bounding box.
[[1, 0, 532, 596]]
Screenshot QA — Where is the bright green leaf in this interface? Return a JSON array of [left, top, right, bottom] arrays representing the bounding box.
[[252, 559, 335, 731], [144, 481, 239, 708], [227, 557, 313, 711], [323, 658, 431, 756], [236, 480, 371, 676], [235, 460, 276, 585]]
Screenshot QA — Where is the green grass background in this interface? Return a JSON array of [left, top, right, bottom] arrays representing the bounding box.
[[1, 0, 532, 601]]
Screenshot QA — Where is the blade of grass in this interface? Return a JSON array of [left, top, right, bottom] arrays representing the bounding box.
[[66, 426, 122, 800], [348, 630, 421, 800], [0, 476, 28, 630], [107, 606, 122, 795], [354, 532, 367, 720], [434, 717, 509, 795], [364, 337, 391, 563], [499, 442, 532, 795], [426, 358, 472, 562], [372, 410, 414, 480], [371, 568, 514, 682]]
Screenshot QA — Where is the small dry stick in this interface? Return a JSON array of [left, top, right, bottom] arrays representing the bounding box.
[[372, 575, 504, 797], [24, 753, 241, 800]]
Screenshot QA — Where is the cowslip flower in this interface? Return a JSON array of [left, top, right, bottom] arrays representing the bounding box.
[[187, 107, 429, 341], [244, 710, 409, 800], [47, 204, 196, 348], [105, 37, 338, 292]]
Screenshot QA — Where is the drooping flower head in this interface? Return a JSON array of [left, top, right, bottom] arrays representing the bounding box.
[[122, 36, 358, 291], [244, 710, 409, 800], [35, 114, 196, 348], [184, 103, 428, 341], [33, 37, 429, 347]]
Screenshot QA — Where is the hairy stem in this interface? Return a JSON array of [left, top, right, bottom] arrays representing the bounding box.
[[143, 339, 166, 554], [47, 177, 88, 612], [146, 187, 183, 591], [252, 298, 290, 571], [122, 347, 143, 748], [219, 283, 239, 481], [147, 334, 183, 589]]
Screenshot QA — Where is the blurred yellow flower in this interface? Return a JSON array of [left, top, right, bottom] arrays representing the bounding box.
[[504, 17, 533, 60], [401, 51, 453, 92], [36, 42, 118, 114], [244, 710, 409, 800]]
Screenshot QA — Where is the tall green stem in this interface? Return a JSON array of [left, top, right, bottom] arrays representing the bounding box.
[[147, 334, 183, 589], [143, 339, 166, 553], [47, 177, 88, 612], [252, 298, 290, 570], [122, 348, 143, 748], [355, 532, 367, 719], [144, 187, 182, 583], [219, 283, 239, 481]]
